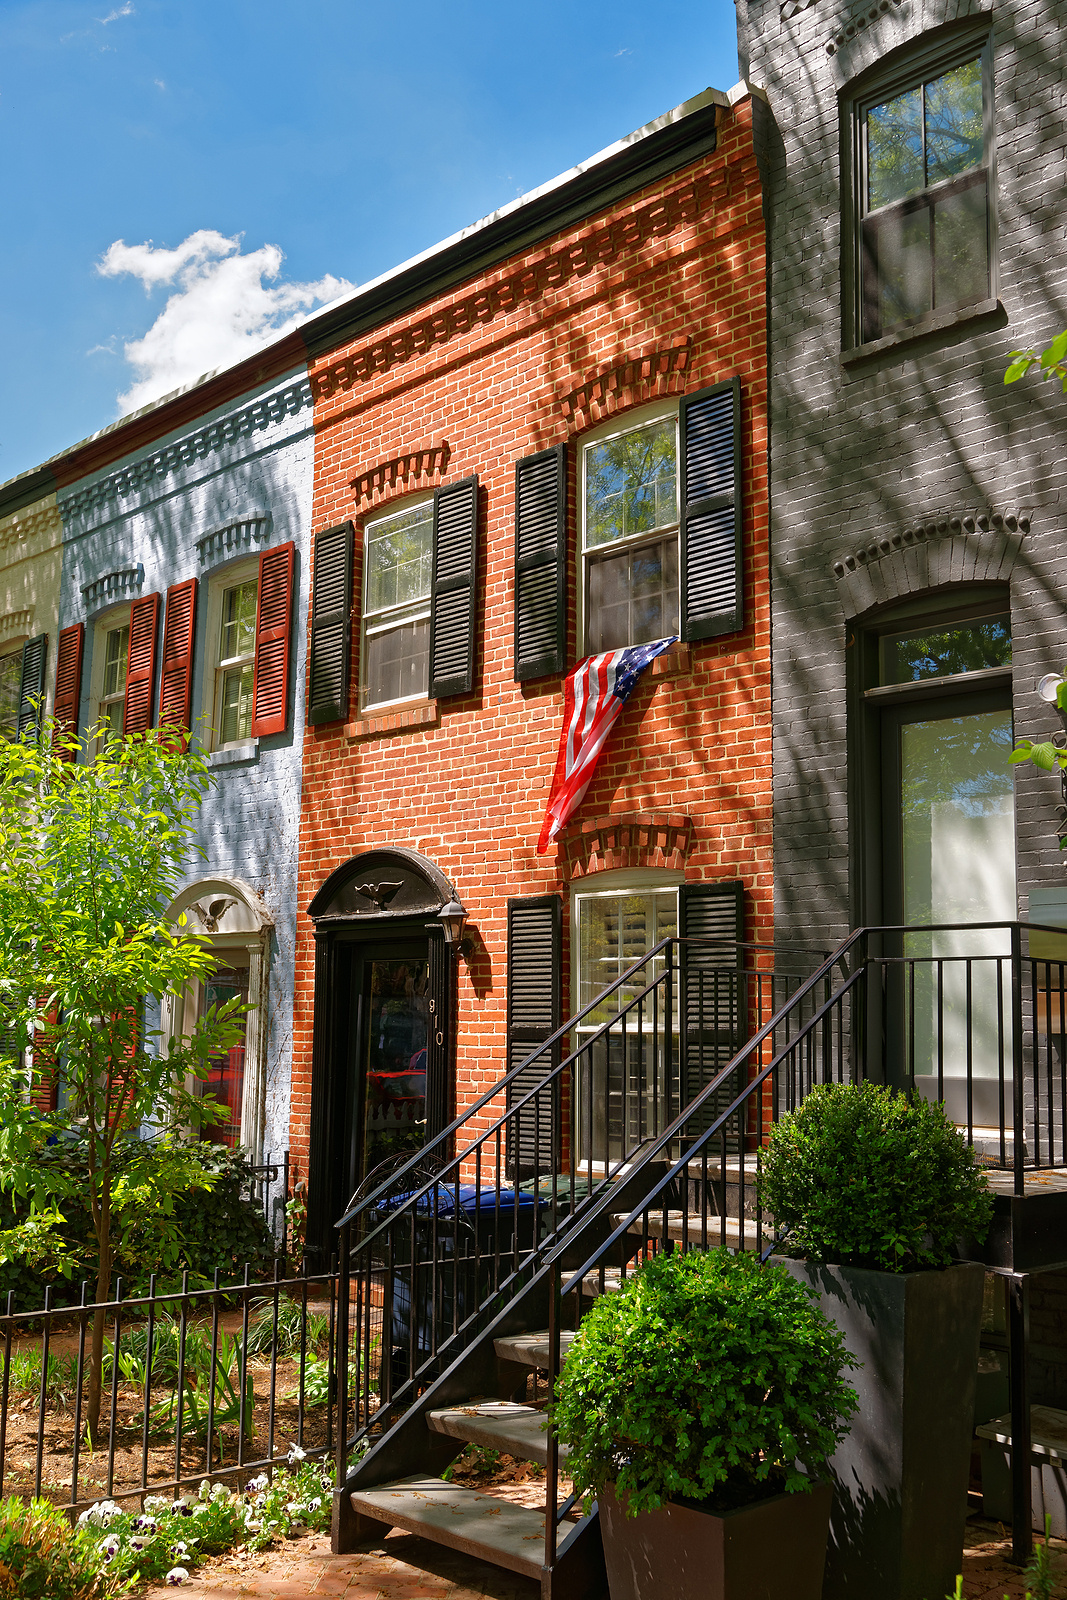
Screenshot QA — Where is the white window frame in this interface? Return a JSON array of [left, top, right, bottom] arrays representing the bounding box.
[[359, 492, 434, 714], [202, 556, 259, 752], [572, 868, 685, 1030], [578, 399, 680, 658], [161, 876, 274, 1163], [571, 867, 685, 1168], [0, 642, 26, 741], [89, 604, 132, 745]]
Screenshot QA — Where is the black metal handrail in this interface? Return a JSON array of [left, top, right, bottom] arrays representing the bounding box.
[[332, 935, 826, 1483], [537, 918, 1067, 1573]]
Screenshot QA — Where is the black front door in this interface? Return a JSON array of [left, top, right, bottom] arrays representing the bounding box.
[[350, 941, 430, 1184]]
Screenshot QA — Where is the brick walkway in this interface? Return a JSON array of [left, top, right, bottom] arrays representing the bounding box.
[[140, 1518, 1067, 1600]]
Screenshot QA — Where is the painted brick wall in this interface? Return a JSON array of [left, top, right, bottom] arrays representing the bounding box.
[[737, 0, 1067, 943], [57, 370, 316, 1165], [289, 98, 772, 1185], [736, 0, 1067, 1401]]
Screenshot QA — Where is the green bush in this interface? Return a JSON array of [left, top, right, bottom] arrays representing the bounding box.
[[0, 1137, 274, 1309], [553, 1247, 858, 1517], [758, 1083, 994, 1272], [0, 1497, 101, 1599]]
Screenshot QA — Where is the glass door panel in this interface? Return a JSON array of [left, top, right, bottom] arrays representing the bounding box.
[[574, 888, 678, 1164], [889, 701, 1015, 1123], [359, 955, 429, 1178]]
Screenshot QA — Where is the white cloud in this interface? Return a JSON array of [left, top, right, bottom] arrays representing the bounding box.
[[98, 3, 135, 21], [97, 230, 353, 414]]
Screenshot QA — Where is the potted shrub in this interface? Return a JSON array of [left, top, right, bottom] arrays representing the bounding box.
[[553, 1246, 859, 1600], [760, 1082, 994, 1600]]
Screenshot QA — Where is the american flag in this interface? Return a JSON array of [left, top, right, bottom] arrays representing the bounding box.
[[537, 636, 678, 854]]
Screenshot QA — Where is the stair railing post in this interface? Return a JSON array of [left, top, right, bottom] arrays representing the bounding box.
[[665, 942, 675, 1136], [544, 1263, 562, 1577], [335, 1218, 351, 1491], [1011, 922, 1025, 1196], [1008, 1272, 1032, 1565]]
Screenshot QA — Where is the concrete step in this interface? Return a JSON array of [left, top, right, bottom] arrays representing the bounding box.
[[349, 1474, 548, 1578], [493, 1329, 578, 1370], [612, 1210, 770, 1248], [426, 1399, 567, 1465]]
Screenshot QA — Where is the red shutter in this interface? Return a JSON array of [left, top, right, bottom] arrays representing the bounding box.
[[123, 592, 160, 736], [159, 578, 198, 738], [53, 623, 84, 760], [251, 542, 295, 738]]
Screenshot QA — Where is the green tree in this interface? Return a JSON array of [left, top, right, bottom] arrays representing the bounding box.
[[0, 718, 243, 1442]]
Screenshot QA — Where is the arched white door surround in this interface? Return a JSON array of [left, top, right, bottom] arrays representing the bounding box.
[[163, 876, 274, 1162]]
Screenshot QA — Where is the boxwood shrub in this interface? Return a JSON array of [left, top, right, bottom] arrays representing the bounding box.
[[758, 1082, 994, 1272], [553, 1247, 858, 1517]]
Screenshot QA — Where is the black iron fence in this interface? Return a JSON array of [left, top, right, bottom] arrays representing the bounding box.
[[0, 1257, 339, 1515]]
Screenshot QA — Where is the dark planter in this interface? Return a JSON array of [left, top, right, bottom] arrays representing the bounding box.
[[598, 1479, 833, 1600], [778, 1259, 985, 1600]]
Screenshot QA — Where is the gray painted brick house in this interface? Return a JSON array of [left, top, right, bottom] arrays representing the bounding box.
[[736, 0, 1067, 1405]]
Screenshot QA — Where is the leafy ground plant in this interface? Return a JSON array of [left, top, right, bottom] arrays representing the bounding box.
[[7, 1347, 81, 1407], [74, 1454, 333, 1591], [758, 1082, 994, 1271], [0, 1495, 102, 1598]]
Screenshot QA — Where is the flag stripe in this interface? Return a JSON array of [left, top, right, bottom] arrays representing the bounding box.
[[537, 636, 676, 853]]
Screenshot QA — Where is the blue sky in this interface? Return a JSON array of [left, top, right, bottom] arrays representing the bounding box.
[[0, 0, 739, 483]]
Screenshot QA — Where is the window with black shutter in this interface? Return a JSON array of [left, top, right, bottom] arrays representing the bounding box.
[[514, 445, 566, 681], [679, 879, 745, 1142], [430, 475, 478, 699], [16, 635, 48, 741], [680, 378, 742, 642], [506, 895, 562, 1179], [579, 387, 742, 655], [308, 521, 354, 725]]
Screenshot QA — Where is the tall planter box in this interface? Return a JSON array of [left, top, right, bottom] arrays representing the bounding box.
[[777, 1259, 984, 1600], [598, 1480, 833, 1600]]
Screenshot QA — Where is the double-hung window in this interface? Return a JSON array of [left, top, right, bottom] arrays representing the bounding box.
[[214, 578, 258, 747], [99, 617, 131, 738], [0, 650, 23, 740], [512, 385, 743, 681], [581, 408, 680, 655], [856, 41, 992, 343], [360, 498, 433, 711]]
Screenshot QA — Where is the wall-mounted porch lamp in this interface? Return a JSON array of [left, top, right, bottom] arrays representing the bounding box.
[[437, 898, 468, 950], [438, 898, 476, 966]]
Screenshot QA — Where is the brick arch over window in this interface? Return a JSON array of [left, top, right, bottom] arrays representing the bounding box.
[[831, 510, 1029, 620], [562, 812, 694, 879]]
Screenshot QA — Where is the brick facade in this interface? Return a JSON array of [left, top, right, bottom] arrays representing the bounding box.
[[288, 94, 772, 1217]]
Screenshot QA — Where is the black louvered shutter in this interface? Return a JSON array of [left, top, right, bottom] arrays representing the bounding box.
[[506, 895, 562, 1180], [430, 476, 478, 699], [17, 635, 48, 740], [514, 445, 566, 680], [680, 378, 742, 641], [308, 522, 353, 725], [679, 881, 746, 1144]]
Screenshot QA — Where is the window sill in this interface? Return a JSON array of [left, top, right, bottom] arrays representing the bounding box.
[[344, 701, 438, 741], [209, 738, 259, 767], [649, 643, 691, 680], [841, 298, 1003, 366]]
